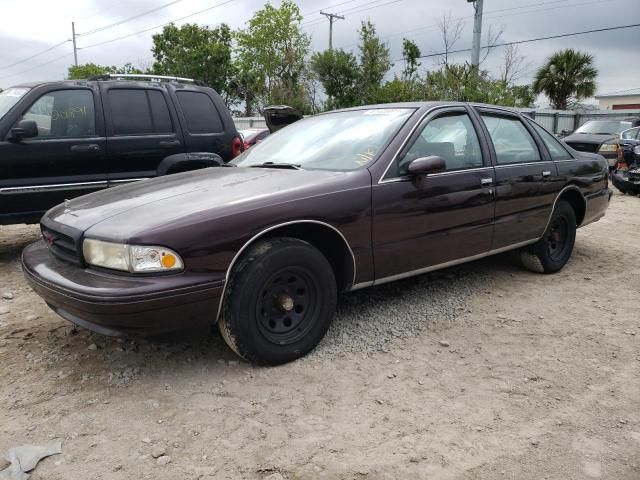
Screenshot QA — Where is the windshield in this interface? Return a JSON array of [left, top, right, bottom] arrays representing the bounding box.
[[232, 108, 414, 171], [0, 87, 29, 120], [575, 120, 632, 135]]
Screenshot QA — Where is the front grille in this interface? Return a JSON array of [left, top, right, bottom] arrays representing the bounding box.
[[41, 220, 84, 266], [565, 141, 599, 153]]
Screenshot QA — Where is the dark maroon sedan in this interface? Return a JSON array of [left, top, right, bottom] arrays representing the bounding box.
[[22, 102, 612, 364]]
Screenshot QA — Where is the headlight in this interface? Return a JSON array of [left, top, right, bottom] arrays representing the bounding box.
[[634, 145, 640, 155], [598, 143, 617, 153], [82, 239, 184, 273]]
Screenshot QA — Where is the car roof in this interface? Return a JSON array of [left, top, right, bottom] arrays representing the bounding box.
[[9, 79, 200, 89], [328, 101, 521, 115]]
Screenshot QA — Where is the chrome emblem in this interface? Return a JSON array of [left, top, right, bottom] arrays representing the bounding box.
[[63, 199, 71, 214]]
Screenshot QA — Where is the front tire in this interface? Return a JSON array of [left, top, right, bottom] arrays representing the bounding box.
[[218, 237, 337, 365], [520, 200, 576, 274]]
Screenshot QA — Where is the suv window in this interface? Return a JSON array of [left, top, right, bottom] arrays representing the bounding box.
[[481, 114, 541, 164], [528, 120, 572, 160], [109, 89, 173, 135], [176, 91, 223, 134], [399, 112, 482, 174], [21, 89, 95, 138]]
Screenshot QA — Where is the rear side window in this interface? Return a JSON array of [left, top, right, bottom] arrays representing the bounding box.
[[109, 89, 173, 135], [529, 120, 572, 160], [481, 114, 541, 165], [176, 91, 223, 133]]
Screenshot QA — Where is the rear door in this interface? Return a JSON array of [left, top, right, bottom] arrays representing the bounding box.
[[0, 86, 107, 221], [102, 85, 184, 185], [474, 108, 560, 249]]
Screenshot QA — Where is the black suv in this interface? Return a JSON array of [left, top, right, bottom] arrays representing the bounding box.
[[0, 74, 242, 225]]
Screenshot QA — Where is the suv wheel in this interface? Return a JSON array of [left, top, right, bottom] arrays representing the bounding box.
[[520, 200, 576, 274], [218, 237, 337, 365]]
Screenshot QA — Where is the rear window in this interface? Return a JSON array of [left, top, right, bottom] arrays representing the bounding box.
[[109, 89, 173, 135], [176, 91, 223, 134]]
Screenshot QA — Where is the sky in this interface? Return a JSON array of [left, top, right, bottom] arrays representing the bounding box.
[[0, 0, 639, 107]]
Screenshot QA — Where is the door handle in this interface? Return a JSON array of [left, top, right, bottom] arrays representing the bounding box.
[[70, 144, 100, 153], [480, 177, 493, 186], [541, 170, 551, 177], [159, 140, 181, 148], [592, 174, 604, 182]]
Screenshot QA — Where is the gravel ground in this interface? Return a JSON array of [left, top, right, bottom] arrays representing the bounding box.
[[0, 191, 638, 479]]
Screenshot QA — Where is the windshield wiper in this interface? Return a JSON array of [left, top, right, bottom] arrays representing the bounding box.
[[249, 162, 302, 170]]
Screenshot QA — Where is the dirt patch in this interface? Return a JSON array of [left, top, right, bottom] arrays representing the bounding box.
[[0, 193, 638, 479]]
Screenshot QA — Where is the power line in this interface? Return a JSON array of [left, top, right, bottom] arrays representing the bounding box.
[[0, 40, 70, 70], [77, 0, 184, 37], [393, 22, 640, 62], [80, 0, 234, 50], [303, 0, 403, 27], [0, 53, 74, 81]]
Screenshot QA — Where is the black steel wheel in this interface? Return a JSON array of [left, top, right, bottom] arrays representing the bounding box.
[[219, 237, 337, 365], [520, 200, 577, 274]]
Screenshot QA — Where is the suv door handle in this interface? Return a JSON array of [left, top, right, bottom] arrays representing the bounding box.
[[159, 140, 181, 148], [70, 144, 100, 153], [480, 177, 493, 186], [541, 170, 552, 177]]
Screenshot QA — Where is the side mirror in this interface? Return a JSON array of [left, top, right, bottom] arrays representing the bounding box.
[[407, 155, 446, 175], [10, 120, 38, 141]]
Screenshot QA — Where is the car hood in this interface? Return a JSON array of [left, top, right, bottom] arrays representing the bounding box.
[[46, 167, 364, 240], [563, 133, 616, 145]]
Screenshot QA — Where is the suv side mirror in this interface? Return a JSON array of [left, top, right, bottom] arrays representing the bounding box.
[[407, 155, 446, 175], [10, 120, 38, 141]]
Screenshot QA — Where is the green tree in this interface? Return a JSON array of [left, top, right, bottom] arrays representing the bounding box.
[[532, 49, 597, 110], [358, 21, 391, 104], [236, 0, 310, 111], [401, 38, 421, 80], [67, 62, 143, 80], [310, 49, 360, 110], [151, 23, 234, 104]]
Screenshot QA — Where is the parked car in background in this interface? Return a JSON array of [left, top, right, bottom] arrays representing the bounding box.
[[239, 128, 269, 149], [22, 102, 611, 365], [0, 74, 242, 225], [562, 118, 640, 170], [611, 126, 640, 195]]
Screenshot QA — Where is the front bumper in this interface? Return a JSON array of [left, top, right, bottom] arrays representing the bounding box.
[[611, 172, 640, 195], [22, 240, 224, 336]]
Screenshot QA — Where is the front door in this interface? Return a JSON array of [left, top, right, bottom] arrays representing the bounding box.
[[0, 87, 106, 222], [372, 107, 495, 281]]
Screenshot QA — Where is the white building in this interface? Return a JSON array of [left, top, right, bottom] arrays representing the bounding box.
[[595, 88, 640, 110]]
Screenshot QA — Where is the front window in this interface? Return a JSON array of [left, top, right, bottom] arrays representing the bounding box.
[[21, 89, 96, 138], [0, 87, 30, 120], [232, 108, 414, 171], [575, 120, 632, 135]]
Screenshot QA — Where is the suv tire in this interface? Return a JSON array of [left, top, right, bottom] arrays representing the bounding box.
[[218, 237, 337, 365]]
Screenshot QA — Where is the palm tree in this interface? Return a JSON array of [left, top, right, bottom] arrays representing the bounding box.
[[532, 49, 597, 110]]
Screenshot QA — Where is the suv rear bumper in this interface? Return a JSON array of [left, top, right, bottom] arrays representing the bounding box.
[[22, 240, 224, 336]]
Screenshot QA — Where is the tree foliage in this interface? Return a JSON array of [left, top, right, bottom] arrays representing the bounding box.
[[532, 49, 597, 110], [235, 0, 310, 111], [67, 62, 142, 80], [310, 49, 360, 110], [358, 21, 391, 104], [151, 23, 234, 104]]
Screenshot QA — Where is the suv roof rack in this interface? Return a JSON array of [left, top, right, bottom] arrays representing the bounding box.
[[87, 73, 207, 86]]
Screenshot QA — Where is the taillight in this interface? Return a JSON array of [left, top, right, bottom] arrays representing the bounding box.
[[231, 136, 242, 158]]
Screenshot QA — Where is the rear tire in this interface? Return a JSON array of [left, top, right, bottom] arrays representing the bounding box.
[[218, 237, 337, 365], [520, 200, 576, 274]]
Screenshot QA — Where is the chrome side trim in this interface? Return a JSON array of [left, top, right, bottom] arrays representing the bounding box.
[[493, 160, 555, 169], [378, 166, 494, 184], [370, 238, 538, 287], [377, 104, 459, 184], [108, 178, 149, 186], [0, 181, 108, 195], [215, 220, 357, 321]]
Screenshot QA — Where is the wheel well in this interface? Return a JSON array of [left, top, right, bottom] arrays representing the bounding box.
[[258, 223, 356, 293], [558, 188, 586, 226]]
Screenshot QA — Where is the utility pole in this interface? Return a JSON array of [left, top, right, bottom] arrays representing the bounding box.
[[320, 11, 345, 50], [71, 22, 78, 66], [469, 0, 484, 68]]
